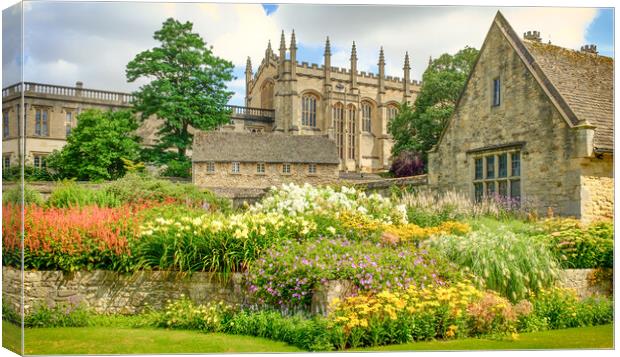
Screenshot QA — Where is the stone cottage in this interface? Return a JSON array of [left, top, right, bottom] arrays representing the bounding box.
[[192, 131, 339, 188], [428, 11, 613, 221]]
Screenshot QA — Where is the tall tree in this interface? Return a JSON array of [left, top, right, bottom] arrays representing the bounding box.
[[388, 46, 479, 164], [126, 18, 234, 172], [47, 109, 141, 181]]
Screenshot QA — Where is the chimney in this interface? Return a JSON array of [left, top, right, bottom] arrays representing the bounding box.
[[75, 81, 83, 96], [580, 44, 598, 54], [523, 31, 541, 42]]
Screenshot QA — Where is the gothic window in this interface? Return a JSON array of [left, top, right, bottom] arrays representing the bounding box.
[[347, 104, 356, 160], [260, 80, 274, 110], [473, 150, 521, 204], [333, 103, 345, 159], [387, 105, 399, 121], [2, 111, 8, 138], [302, 94, 317, 127], [35, 108, 49, 137], [361, 102, 372, 132]]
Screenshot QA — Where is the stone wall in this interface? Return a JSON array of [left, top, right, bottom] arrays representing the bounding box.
[[2, 267, 246, 315], [580, 154, 614, 223], [193, 161, 340, 189], [557, 268, 613, 299]]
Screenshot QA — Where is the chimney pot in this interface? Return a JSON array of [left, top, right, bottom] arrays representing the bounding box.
[[523, 30, 541, 42], [580, 44, 598, 54]]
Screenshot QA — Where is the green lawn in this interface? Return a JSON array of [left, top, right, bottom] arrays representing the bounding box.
[[2, 321, 614, 354], [2, 322, 301, 355], [359, 324, 614, 351]]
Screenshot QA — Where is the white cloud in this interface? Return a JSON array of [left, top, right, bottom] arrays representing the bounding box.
[[2, 1, 602, 106]]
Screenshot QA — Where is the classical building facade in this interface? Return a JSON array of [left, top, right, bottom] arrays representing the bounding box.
[[229, 31, 421, 172], [192, 132, 339, 188], [1, 82, 135, 171], [428, 12, 613, 221]]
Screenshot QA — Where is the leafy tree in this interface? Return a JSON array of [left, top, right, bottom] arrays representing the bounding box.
[[126, 18, 235, 171], [389, 46, 479, 164], [47, 109, 142, 181]]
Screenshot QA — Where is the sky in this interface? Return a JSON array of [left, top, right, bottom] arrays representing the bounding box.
[[1, 1, 615, 106]]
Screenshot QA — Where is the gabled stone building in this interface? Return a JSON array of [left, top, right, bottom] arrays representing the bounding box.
[[192, 131, 339, 188], [233, 31, 421, 172], [428, 11, 613, 221]]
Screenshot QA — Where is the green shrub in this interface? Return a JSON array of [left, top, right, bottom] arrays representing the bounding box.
[[47, 181, 121, 208], [153, 297, 236, 332], [528, 288, 614, 330], [24, 302, 91, 328], [223, 310, 333, 351], [536, 219, 613, 269], [2, 165, 57, 181], [2, 184, 44, 205], [425, 228, 560, 301], [104, 173, 229, 211], [2, 303, 21, 325]]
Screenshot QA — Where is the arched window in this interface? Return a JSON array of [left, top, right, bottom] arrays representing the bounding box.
[[333, 103, 345, 160], [361, 102, 372, 132], [260, 80, 274, 110], [347, 104, 356, 160], [387, 105, 399, 121], [302, 94, 317, 127]]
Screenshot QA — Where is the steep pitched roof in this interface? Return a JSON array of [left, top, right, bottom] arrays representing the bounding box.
[[521, 41, 613, 151], [433, 11, 614, 152], [192, 131, 340, 164]]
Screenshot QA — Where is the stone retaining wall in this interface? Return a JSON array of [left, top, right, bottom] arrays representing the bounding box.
[[557, 268, 613, 299], [2, 267, 246, 315], [3, 267, 612, 316]]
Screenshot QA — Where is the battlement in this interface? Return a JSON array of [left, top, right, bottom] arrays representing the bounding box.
[[523, 30, 541, 42], [580, 44, 598, 54]]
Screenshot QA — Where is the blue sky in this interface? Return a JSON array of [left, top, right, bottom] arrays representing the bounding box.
[[585, 8, 614, 56], [2, 3, 614, 106]]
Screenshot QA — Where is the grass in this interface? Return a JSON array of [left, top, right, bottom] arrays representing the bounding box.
[[2, 321, 613, 354], [359, 324, 614, 351], [2, 321, 302, 355]]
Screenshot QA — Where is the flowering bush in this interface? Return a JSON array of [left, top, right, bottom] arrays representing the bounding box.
[[328, 282, 525, 348], [535, 219, 613, 269], [247, 237, 462, 310], [136, 211, 321, 272], [527, 288, 614, 330], [425, 228, 560, 301], [251, 183, 408, 225], [153, 296, 237, 332], [2, 203, 146, 272]]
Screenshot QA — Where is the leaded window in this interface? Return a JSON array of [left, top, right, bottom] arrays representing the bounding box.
[[347, 104, 356, 160], [473, 150, 521, 203], [33, 154, 47, 169], [302, 95, 317, 127], [257, 162, 265, 174], [492, 78, 501, 106], [231, 162, 240, 173], [206, 162, 215, 173], [333, 103, 345, 160], [387, 105, 399, 121], [362, 102, 372, 132], [308, 164, 317, 174], [65, 111, 73, 136], [282, 163, 291, 174]]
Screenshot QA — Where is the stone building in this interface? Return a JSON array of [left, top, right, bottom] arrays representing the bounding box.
[[1, 82, 136, 170], [232, 31, 421, 172], [428, 11, 613, 221], [192, 131, 339, 188]]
